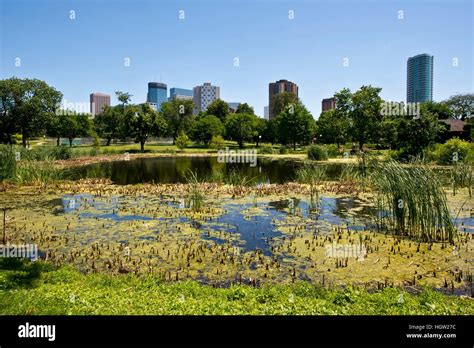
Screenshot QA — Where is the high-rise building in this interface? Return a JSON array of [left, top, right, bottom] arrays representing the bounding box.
[[193, 82, 220, 114], [322, 97, 336, 112], [90, 93, 110, 115], [147, 82, 167, 110], [169, 87, 193, 100], [268, 79, 298, 119], [406, 53, 434, 103]]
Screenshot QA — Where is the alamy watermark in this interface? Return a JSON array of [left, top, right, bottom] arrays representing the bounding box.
[[381, 101, 420, 119], [325, 242, 367, 260], [217, 147, 257, 167], [0, 243, 38, 261]]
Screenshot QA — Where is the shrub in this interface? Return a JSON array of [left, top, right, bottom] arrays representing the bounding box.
[[258, 146, 274, 154], [0, 145, 17, 181], [175, 132, 189, 151], [307, 145, 328, 161], [279, 146, 289, 154], [436, 138, 471, 165], [209, 135, 225, 150], [325, 144, 339, 158]]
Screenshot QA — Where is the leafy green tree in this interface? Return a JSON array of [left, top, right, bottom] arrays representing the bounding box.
[[160, 98, 194, 142], [420, 101, 453, 120], [190, 115, 224, 146], [205, 99, 229, 123], [270, 92, 299, 118], [225, 113, 258, 148], [209, 135, 226, 149], [316, 109, 350, 147], [175, 132, 189, 151], [59, 114, 93, 147], [235, 103, 254, 114], [253, 117, 267, 147], [276, 102, 315, 150], [0, 77, 62, 147], [125, 104, 167, 152], [94, 106, 123, 145], [115, 91, 132, 109], [444, 93, 473, 120], [264, 118, 279, 145], [350, 85, 383, 149]]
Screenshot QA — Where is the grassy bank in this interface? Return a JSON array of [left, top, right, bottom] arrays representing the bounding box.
[[0, 259, 472, 315]]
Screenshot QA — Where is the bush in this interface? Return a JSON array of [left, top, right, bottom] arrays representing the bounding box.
[[307, 145, 328, 161], [258, 146, 274, 154], [175, 132, 189, 151], [325, 144, 339, 158], [0, 145, 17, 180], [279, 146, 289, 154], [209, 135, 225, 150], [436, 138, 472, 165]]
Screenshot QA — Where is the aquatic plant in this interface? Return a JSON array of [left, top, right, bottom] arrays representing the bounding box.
[[225, 168, 256, 187], [296, 164, 326, 209], [451, 162, 473, 197], [184, 170, 205, 211], [370, 160, 455, 242]]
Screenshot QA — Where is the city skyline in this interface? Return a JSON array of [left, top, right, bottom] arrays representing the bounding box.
[[1, 0, 472, 118]]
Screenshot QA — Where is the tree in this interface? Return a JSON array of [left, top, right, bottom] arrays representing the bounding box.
[[190, 115, 224, 146], [350, 85, 383, 149], [253, 117, 267, 147], [276, 102, 315, 150], [94, 106, 123, 145], [0, 77, 62, 147], [236, 103, 254, 114], [160, 98, 194, 142], [205, 99, 229, 123], [270, 92, 299, 118], [420, 101, 453, 120], [59, 114, 93, 147], [316, 109, 350, 147], [445, 93, 474, 120], [115, 91, 132, 109], [175, 132, 189, 151], [125, 104, 167, 152], [225, 113, 258, 148]]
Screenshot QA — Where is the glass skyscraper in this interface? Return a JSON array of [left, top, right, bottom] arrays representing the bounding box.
[[147, 82, 167, 110], [406, 53, 433, 103]]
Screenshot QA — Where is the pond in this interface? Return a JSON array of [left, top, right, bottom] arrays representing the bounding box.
[[66, 156, 346, 184]]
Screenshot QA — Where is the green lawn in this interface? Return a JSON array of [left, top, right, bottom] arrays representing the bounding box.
[[1, 259, 472, 315]]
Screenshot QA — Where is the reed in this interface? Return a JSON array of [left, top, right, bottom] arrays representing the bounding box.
[[296, 164, 326, 208], [451, 162, 473, 197], [370, 160, 455, 243], [184, 170, 205, 212]]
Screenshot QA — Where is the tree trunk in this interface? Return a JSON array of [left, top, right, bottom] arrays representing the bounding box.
[[293, 142, 296, 151], [140, 141, 145, 152], [359, 140, 364, 151], [69, 138, 73, 147], [22, 129, 27, 147], [57, 137, 60, 146], [106, 138, 111, 146]]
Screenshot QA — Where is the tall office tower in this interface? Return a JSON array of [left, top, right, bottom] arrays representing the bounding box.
[[406, 53, 434, 103], [268, 79, 298, 119], [147, 82, 168, 110], [90, 93, 111, 115], [322, 97, 336, 112], [193, 82, 220, 114], [169, 87, 193, 100]]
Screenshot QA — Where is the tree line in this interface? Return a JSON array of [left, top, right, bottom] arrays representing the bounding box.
[[1, 77, 472, 153]]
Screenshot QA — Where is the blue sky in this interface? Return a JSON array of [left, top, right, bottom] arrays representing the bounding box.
[[1, 0, 473, 117]]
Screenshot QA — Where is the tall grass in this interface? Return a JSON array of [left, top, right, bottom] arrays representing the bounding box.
[[225, 168, 256, 186], [451, 162, 473, 197], [370, 161, 455, 243], [184, 170, 205, 212], [296, 164, 326, 209], [15, 158, 63, 187]]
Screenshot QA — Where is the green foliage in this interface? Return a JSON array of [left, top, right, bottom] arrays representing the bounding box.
[[307, 145, 328, 161], [436, 138, 472, 164], [370, 161, 455, 242], [205, 99, 229, 123], [208, 135, 226, 150], [1, 260, 472, 314], [160, 98, 194, 140], [235, 102, 254, 114], [0, 77, 62, 146], [317, 109, 350, 146], [124, 104, 167, 152], [270, 92, 299, 118], [325, 144, 339, 158], [279, 146, 289, 154], [94, 106, 123, 145], [0, 145, 17, 180], [184, 170, 204, 211], [175, 132, 190, 150], [276, 102, 315, 150], [225, 113, 258, 148], [444, 93, 473, 120], [258, 145, 274, 154], [190, 115, 224, 146]]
